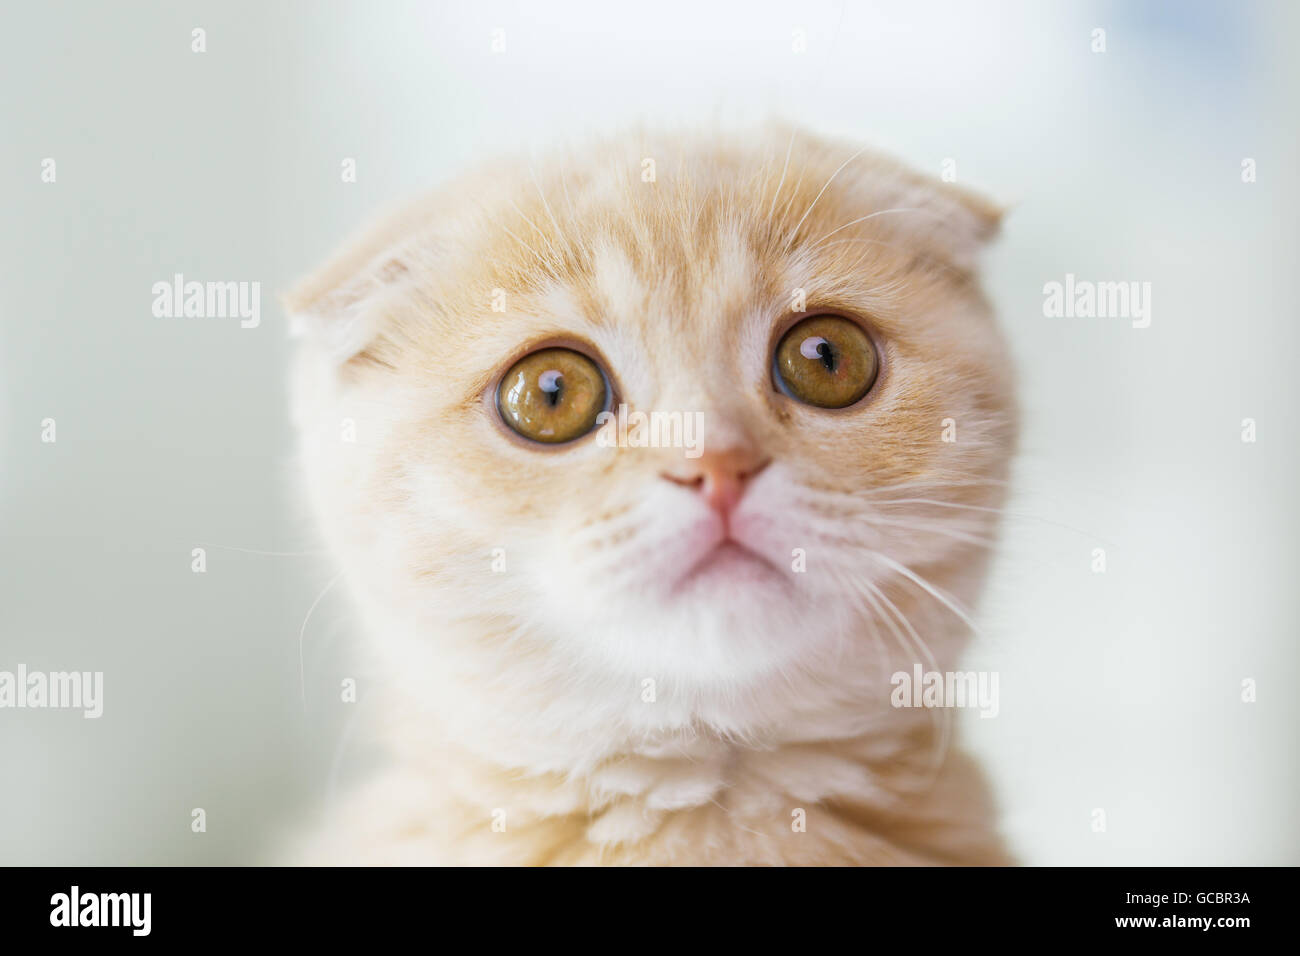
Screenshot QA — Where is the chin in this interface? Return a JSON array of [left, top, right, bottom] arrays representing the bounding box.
[[550, 554, 842, 687], [669, 541, 785, 595]]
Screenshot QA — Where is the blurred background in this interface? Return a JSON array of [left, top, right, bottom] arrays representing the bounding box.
[[1, 0, 1297, 864]]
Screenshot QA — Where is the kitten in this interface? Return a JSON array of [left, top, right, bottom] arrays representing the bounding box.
[[284, 125, 1017, 865]]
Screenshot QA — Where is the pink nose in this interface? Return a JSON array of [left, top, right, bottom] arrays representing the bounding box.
[[662, 449, 770, 515]]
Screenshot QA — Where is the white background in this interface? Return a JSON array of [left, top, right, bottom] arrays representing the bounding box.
[[2, 0, 1297, 864]]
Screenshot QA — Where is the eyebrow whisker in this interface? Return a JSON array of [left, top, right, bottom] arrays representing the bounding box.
[[783, 143, 873, 250], [811, 207, 939, 248], [766, 128, 798, 225]]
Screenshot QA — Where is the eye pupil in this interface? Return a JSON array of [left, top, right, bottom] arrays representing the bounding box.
[[539, 369, 563, 406], [497, 349, 607, 444], [798, 336, 824, 360], [798, 335, 838, 372], [775, 316, 878, 408]]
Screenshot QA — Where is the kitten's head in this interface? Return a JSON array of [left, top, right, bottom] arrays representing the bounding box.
[[287, 126, 1015, 699]]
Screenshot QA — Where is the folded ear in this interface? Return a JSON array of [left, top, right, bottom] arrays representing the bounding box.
[[873, 173, 1005, 275], [941, 181, 1004, 246], [283, 203, 440, 364]]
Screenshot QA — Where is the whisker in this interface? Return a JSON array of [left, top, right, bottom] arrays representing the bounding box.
[[783, 143, 873, 250], [558, 167, 577, 221], [800, 509, 996, 552], [816, 235, 972, 285], [872, 553, 984, 641], [860, 579, 952, 780], [529, 163, 570, 256], [498, 224, 552, 272], [870, 497, 1112, 544], [805, 476, 1013, 503], [856, 516, 999, 550], [811, 207, 936, 247], [299, 571, 343, 706], [507, 199, 562, 262], [766, 129, 798, 224]]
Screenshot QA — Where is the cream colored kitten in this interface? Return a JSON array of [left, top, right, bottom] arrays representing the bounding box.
[[284, 125, 1017, 865]]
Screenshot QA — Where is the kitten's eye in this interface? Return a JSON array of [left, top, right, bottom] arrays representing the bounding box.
[[773, 315, 879, 409], [497, 347, 608, 444]]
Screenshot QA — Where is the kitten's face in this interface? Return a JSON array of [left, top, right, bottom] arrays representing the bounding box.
[[289, 128, 1016, 690]]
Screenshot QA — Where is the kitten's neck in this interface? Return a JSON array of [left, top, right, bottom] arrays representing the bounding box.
[[339, 684, 1007, 865], [319, 581, 1005, 864]]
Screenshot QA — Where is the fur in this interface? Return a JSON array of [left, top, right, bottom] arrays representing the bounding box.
[[283, 125, 1017, 865]]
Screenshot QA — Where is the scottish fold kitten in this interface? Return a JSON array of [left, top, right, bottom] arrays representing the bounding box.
[[285, 125, 1017, 865]]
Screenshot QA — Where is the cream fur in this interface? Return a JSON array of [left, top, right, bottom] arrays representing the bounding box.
[[283, 125, 1017, 865]]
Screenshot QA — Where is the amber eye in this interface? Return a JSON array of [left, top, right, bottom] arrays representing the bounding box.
[[773, 315, 879, 409], [496, 347, 608, 443]]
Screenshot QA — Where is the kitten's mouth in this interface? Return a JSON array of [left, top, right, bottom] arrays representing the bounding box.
[[672, 537, 783, 593]]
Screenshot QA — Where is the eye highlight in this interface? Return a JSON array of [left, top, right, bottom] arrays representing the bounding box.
[[773, 315, 879, 409], [497, 347, 608, 443]]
